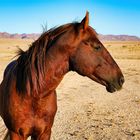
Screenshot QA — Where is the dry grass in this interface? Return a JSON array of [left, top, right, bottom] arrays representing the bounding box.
[[0, 38, 33, 61], [0, 38, 33, 47], [104, 41, 140, 59]]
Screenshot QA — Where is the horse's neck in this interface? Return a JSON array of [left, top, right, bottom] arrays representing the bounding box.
[[42, 47, 69, 95]]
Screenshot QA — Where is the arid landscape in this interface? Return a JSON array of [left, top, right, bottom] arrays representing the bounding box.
[[0, 38, 140, 140]]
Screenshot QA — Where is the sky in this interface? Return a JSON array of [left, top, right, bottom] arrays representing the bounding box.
[[0, 0, 140, 37]]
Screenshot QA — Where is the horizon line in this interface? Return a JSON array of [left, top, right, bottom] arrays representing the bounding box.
[[0, 31, 140, 38]]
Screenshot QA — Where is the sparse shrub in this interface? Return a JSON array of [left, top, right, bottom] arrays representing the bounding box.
[[122, 45, 127, 48], [107, 44, 111, 47]]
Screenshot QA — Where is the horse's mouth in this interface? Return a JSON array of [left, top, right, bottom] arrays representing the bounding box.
[[89, 74, 122, 93], [106, 84, 118, 93]]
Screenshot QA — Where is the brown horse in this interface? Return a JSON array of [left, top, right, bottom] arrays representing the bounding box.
[[0, 12, 124, 140]]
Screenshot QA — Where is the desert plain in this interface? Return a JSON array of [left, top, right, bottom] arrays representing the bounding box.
[[0, 39, 140, 140]]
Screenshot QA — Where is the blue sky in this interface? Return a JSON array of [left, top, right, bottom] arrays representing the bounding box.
[[0, 0, 140, 37]]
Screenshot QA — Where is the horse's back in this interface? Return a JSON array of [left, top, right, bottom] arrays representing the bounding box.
[[3, 60, 17, 78], [0, 60, 17, 117]]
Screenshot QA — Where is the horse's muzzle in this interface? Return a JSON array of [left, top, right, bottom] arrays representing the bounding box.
[[106, 76, 125, 93]]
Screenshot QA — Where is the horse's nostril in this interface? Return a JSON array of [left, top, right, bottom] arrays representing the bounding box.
[[119, 76, 124, 86]]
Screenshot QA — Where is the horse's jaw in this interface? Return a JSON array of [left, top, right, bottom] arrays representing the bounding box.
[[89, 74, 124, 93]]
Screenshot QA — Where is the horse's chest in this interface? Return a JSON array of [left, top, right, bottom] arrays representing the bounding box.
[[7, 92, 57, 135]]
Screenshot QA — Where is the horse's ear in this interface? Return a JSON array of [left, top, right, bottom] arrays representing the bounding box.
[[80, 11, 89, 30]]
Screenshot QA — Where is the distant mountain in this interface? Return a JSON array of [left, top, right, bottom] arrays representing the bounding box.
[[0, 32, 140, 41], [0, 32, 39, 40], [99, 34, 140, 41]]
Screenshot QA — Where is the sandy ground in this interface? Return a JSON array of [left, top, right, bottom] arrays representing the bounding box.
[[0, 40, 140, 140]]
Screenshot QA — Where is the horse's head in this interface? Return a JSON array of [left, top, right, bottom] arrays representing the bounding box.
[[69, 12, 124, 93]]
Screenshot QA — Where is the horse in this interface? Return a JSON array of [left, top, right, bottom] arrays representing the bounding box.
[[0, 12, 124, 140]]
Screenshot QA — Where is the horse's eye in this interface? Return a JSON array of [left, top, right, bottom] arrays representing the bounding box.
[[94, 45, 101, 51]]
